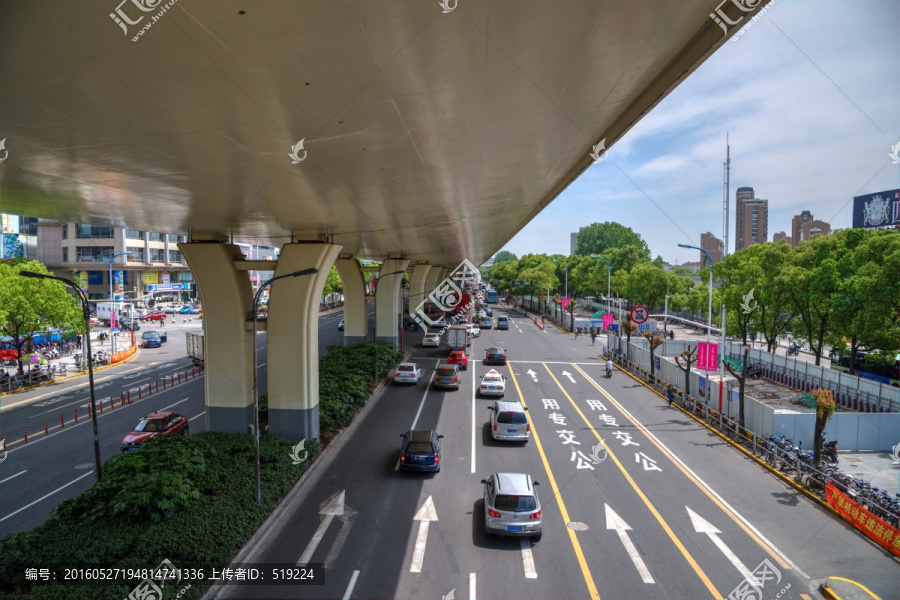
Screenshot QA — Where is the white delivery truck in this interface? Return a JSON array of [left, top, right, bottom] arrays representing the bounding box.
[[446, 324, 471, 351], [94, 302, 135, 327], [186, 330, 204, 367]]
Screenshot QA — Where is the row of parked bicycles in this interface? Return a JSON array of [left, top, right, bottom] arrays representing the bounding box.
[[755, 433, 899, 527], [0, 364, 68, 392]]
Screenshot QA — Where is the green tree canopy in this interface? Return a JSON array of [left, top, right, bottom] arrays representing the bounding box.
[[574, 222, 651, 260], [493, 250, 517, 263], [0, 260, 84, 370]]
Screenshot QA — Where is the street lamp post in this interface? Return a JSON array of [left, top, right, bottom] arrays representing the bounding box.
[[590, 255, 611, 322], [552, 260, 569, 330], [252, 268, 318, 503], [108, 251, 131, 355], [20, 271, 103, 480], [373, 270, 406, 382]]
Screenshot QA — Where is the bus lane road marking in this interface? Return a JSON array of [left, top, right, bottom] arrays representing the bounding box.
[[540, 362, 720, 599], [506, 362, 600, 598], [572, 363, 805, 578]]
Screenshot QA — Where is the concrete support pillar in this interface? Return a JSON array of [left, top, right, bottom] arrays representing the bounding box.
[[179, 242, 254, 434], [267, 242, 342, 441], [423, 266, 443, 304], [375, 259, 410, 345], [335, 258, 368, 345], [408, 265, 432, 315]]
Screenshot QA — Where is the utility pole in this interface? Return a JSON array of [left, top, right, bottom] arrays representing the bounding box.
[[720, 134, 731, 413]]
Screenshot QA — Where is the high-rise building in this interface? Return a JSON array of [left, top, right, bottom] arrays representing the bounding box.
[[798, 220, 831, 243], [772, 231, 792, 245], [734, 187, 768, 251], [0, 213, 15, 233], [570, 232, 579, 255], [699, 232, 724, 267], [791, 211, 813, 247], [18, 216, 40, 235]]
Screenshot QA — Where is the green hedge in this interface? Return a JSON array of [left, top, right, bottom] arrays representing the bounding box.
[[0, 433, 319, 600], [0, 342, 402, 599]]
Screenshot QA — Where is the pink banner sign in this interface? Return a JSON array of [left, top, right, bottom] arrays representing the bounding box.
[[561, 297, 570, 310], [707, 344, 718, 371], [696, 343, 708, 370], [603, 313, 614, 329]]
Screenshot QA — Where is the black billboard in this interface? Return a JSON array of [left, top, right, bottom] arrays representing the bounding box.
[[852, 189, 900, 230]]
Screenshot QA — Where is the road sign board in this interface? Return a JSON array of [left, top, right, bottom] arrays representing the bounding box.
[[630, 305, 649, 324], [638, 323, 650, 331]]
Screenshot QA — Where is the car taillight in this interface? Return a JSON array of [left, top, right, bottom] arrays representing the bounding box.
[[501, 354, 506, 358], [529, 510, 542, 520], [395, 372, 401, 376], [400, 453, 406, 463], [434, 454, 439, 463], [453, 376, 459, 382], [481, 385, 487, 389], [493, 422, 497, 431], [526, 423, 531, 432], [488, 508, 501, 518]]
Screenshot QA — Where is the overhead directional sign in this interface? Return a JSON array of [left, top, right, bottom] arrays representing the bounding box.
[[630, 305, 649, 324]]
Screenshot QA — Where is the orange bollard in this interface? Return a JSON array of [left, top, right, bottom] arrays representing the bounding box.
[[2, 434, 5, 451], [45, 419, 48, 435], [75, 408, 78, 424], [128, 390, 131, 403], [121, 392, 125, 406], [88, 404, 91, 418], [163, 377, 167, 389], [99, 399, 102, 413], [155, 381, 159, 393], [24, 427, 27, 442], [61, 413, 65, 429], [139, 387, 142, 400], [178, 372, 181, 384]]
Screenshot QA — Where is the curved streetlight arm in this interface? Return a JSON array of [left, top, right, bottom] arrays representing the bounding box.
[[20, 271, 102, 480]]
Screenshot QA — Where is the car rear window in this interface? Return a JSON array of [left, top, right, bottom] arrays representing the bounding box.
[[398, 365, 414, 372], [405, 442, 434, 453], [436, 368, 457, 376], [494, 494, 536, 512], [498, 317, 508, 322], [497, 411, 528, 424]]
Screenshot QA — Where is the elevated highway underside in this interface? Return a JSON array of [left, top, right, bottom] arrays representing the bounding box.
[[0, 0, 755, 266]]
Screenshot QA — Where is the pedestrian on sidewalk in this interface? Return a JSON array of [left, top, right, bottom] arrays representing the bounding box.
[[574, 326, 580, 339], [590, 328, 597, 346], [666, 384, 675, 407], [160, 317, 165, 327], [76, 334, 82, 349]]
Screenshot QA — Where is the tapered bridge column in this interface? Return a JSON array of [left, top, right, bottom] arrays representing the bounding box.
[[335, 258, 368, 345], [375, 259, 409, 345]]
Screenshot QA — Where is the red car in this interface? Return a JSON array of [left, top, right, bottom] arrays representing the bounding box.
[[447, 349, 468, 370], [140, 310, 166, 322], [121, 411, 188, 451]]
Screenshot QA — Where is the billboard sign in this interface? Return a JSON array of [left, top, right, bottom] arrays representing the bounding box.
[[852, 189, 899, 230]]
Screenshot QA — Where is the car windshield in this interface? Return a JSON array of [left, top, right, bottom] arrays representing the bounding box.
[[135, 419, 163, 432], [494, 494, 536, 512], [405, 442, 434, 453], [143, 333, 159, 339], [436, 368, 456, 376], [497, 412, 528, 424]]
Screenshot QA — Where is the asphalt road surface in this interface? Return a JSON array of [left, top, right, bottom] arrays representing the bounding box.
[[212, 305, 900, 600]]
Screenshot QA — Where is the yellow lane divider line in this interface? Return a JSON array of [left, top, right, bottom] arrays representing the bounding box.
[[507, 361, 600, 600], [542, 362, 721, 600]]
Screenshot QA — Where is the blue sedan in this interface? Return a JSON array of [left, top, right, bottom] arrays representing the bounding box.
[[177, 306, 193, 314], [399, 430, 443, 473], [141, 332, 162, 348]]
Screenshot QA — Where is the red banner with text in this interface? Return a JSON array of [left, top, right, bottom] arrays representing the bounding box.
[[826, 482, 900, 557]]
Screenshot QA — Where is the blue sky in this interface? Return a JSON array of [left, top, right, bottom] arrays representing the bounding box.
[[503, 0, 900, 265]]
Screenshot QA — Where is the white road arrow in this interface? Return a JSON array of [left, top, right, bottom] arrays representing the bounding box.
[[687, 507, 759, 585], [297, 490, 346, 565], [410, 495, 438, 573], [526, 369, 538, 382], [605, 504, 654, 584], [561, 370, 576, 383]]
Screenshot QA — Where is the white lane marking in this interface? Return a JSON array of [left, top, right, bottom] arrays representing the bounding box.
[[687, 507, 759, 585], [258, 363, 266, 368], [160, 397, 190, 411], [471, 360, 477, 473], [0, 470, 27, 485], [298, 490, 345, 565], [526, 369, 538, 382], [189, 412, 206, 421], [469, 572, 476, 600], [573, 364, 809, 579], [561, 370, 576, 383], [410, 495, 438, 573], [409, 362, 438, 431], [342, 570, 360, 600], [605, 504, 654, 584], [520, 538, 537, 579], [324, 506, 357, 569], [0, 471, 93, 523]]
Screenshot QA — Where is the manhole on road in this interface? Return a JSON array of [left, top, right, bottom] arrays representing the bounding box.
[[567, 522, 589, 531], [74, 463, 93, 470]]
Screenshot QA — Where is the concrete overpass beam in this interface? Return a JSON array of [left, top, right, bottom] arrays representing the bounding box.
[[267, 242, 342, 441], [375, 259, 409, 345], [179, 242, 254, 434], [334, 259, 368, 345]]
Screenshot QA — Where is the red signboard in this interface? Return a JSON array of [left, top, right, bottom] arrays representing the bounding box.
[[630, 305, 649, 324], [826, 482, 900, 557]]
